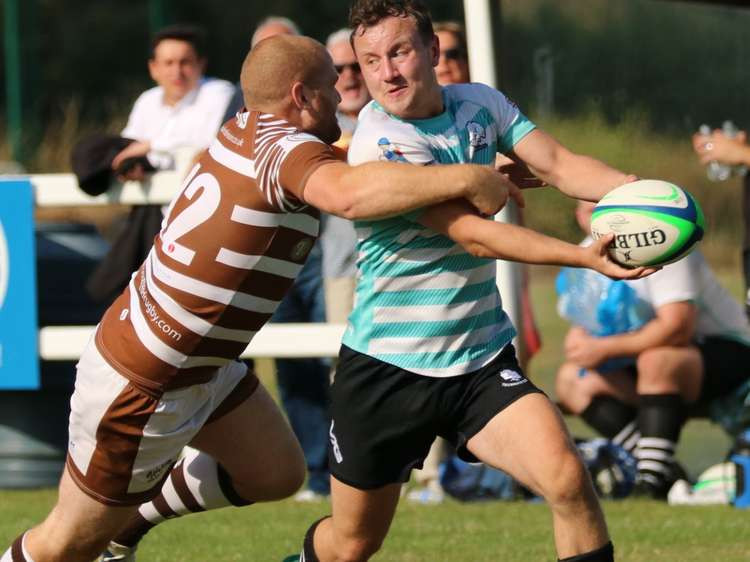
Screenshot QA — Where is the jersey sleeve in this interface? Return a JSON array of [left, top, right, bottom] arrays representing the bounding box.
[[457, 83, 536, 154], [258, 133, 339, 211], [641, 252, 700, 308]]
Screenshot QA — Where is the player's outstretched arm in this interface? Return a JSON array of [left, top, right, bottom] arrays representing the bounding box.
[[418, 200, 653, 280], [302, 160, 522, 220], [509, 129, 634, 201]]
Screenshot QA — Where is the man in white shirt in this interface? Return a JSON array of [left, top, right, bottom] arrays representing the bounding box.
[[112, 24, 235, 179]]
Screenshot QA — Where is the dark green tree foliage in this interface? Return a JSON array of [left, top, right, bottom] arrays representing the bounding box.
[[501, 0, 750, 131]]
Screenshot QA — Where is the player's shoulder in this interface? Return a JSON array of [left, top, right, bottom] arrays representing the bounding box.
[[130, 85, 163, 108], [350, 101, 423, 164], [444, 82, 504, 104], [199, 77, 236, 96]]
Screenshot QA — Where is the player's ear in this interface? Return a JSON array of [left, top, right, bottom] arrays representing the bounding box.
[[429, 33, 439, 67], [290, 81, 310, 110]]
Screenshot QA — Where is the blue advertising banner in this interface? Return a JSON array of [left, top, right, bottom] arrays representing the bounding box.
[[0, 180, 39, 389]]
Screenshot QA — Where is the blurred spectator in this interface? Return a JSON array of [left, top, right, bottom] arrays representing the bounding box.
[[223, 16, 303, 120], [434, 21, 470, 86], [82, 24, 235, 304], [249, 17, 331, 503], [692, 126, 750, 318], [114, 24, 235, 179], [555, 200, 750, 499], [321, 28, 367, 331]]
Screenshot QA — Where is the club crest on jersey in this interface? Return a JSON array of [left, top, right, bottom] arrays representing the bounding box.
[[377, 137, 410, 163], [466, 121, 487, 160], [499, 369, 527, 387], [235, 111, 248, 129], [291, 237, 314, 261]]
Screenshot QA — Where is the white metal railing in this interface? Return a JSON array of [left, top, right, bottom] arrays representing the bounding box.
[[30, 169, 345, 360]]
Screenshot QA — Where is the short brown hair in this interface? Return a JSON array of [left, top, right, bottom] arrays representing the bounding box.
[[151, 24, 207, 59], [349, 0, 434, 48]]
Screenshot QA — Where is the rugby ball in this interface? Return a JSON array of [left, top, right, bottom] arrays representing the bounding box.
[[591, 179, 705, 267]]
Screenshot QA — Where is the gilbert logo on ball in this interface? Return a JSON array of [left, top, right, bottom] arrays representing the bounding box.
[[591, 179, 705, 267]]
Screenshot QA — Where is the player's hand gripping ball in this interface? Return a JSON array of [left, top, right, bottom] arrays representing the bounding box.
[[591, 179, 705, 267]]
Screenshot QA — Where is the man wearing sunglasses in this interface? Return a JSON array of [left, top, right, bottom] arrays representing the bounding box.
[[434, 21, 470, 86]]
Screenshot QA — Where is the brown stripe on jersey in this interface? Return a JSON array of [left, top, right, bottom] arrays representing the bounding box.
[[10, 534, 25, 562], [189, 338, 247, 362], [65, 384, 173, 506], [96, 110, 339, 392], [97, 294, 180, 393], [280, 142, 340, 200], [169, 460, 206, 513], [264, 228, 319, 265]]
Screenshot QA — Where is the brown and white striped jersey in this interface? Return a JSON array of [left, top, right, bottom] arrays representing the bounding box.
[[96, 110, 342, 392]]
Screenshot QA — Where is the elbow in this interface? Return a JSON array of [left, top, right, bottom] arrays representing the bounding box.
[[462, 238, 493, 259]]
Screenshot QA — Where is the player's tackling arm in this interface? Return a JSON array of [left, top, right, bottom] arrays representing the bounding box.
[[302, 160, 515, 220], [419, 200, 651, 280], [510, 129, 634, 201]]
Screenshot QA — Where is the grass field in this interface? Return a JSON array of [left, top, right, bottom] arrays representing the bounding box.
[[1, 272, 747, 561], [1, 489, 747, 561]]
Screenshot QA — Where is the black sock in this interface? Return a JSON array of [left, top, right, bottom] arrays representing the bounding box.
[[558, 541, 614, 562], [301, 516, 329, 562], [635, 393, 685, 490], [581, 396, 636, 439]]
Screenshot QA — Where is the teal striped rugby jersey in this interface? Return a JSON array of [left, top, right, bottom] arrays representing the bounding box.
[[343, 83, 536, 377]]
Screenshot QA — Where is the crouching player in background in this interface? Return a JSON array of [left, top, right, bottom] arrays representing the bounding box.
[[556, 200, 750, 499]]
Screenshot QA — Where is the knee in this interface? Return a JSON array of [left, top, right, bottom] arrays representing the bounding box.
[[636, 348, 676, 389], [555, 363, 585, 411], [260, 455, 307, 500], [233, 448, 306, 501], [541, 449, 592, 508], [334, 535, 385, 562]]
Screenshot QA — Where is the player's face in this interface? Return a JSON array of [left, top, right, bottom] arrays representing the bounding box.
[[303, 59, 342, 145], [353, 16, 442, 120], [149, 39, 205, 105], [435, 31, 470, 86], [329, 40, 370, 116]]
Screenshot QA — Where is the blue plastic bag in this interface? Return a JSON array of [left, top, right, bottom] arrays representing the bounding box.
[[556, 267, 653, 371]]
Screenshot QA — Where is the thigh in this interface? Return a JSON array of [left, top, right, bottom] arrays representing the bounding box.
[[448, 345, 543, 462], [466, 393, 579, 495], [328, 476, 401, 547], [190, 379, 304, 499], [698, 336, 750, 403], [571, 366, 638, 411]]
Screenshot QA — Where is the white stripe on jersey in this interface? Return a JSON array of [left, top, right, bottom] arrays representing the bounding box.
[[215, 248, 303, 278], [382, 243, 466, 264], [230, 205, 283, 228], [128, 280, 228, 369], [372, 262, 495, 293], [151, 252, 280, 313], [282, 213, 319, 236], [144, 257, 256, 343], [276, 133, 325, 152], [208, 139, 256, 178], [372, 293, 499, 324], [368, 324, 499, 356]]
